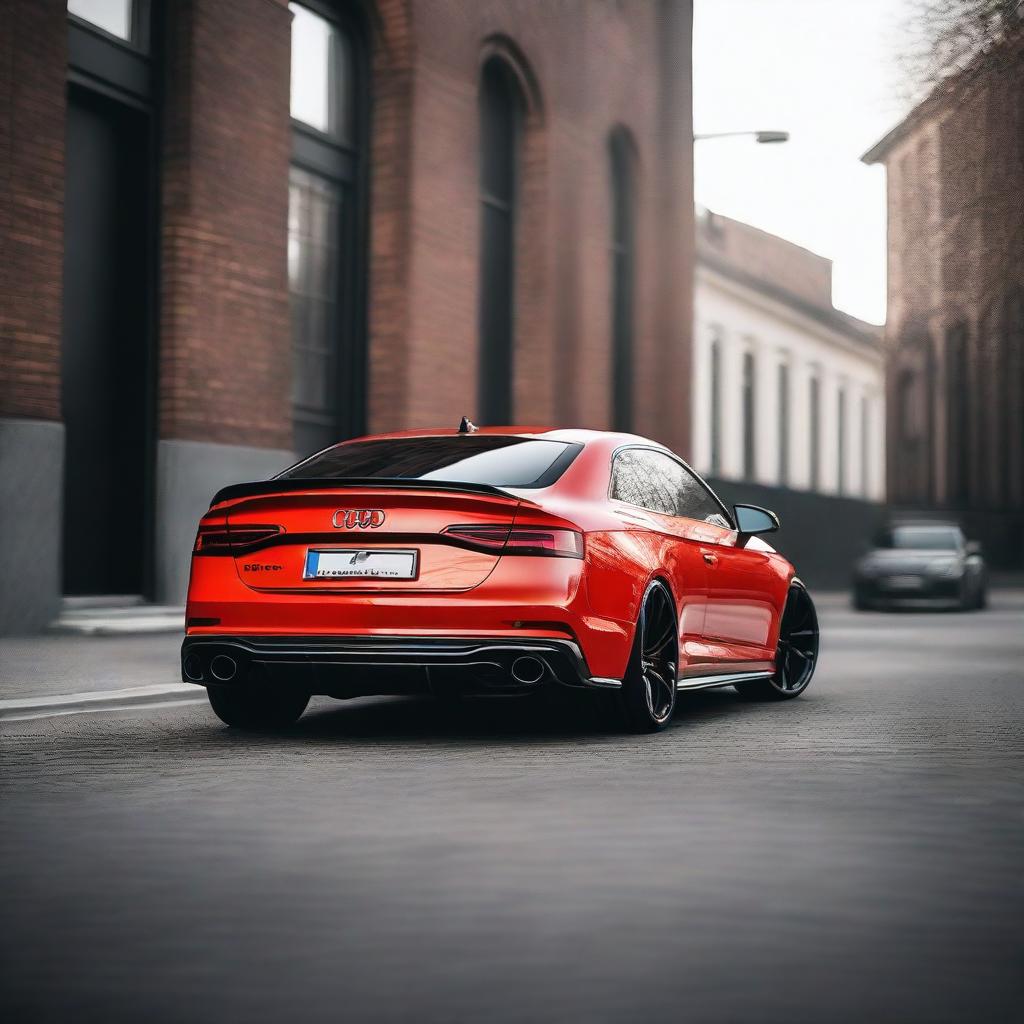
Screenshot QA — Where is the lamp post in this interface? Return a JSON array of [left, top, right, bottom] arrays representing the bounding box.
[[693, 130, 790, 144]]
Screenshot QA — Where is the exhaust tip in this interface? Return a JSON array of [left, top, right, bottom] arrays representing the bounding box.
[[511, 656, 545, 685], [182, 653, 204, 682], [210, 654, 238, 682]]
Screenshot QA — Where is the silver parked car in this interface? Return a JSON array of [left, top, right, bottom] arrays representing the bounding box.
[[853, 521, 987, 611]]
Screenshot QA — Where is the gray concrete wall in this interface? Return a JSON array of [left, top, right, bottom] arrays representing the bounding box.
[[706, 477, 886, 592], [0, 418, 65, 635], [155, 440, 294, 606]]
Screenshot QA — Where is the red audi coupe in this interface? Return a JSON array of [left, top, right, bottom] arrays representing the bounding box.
[[181, 424, 819, 732]]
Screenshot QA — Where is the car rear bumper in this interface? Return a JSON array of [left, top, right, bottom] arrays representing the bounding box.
[[181, 634, 621, 697]]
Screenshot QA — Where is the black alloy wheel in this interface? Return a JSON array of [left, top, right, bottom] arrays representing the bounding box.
[[736, 580, 819, 701], [616, 580, 679, 732]]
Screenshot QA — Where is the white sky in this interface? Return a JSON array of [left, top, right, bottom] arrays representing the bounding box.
[[693, 0, 914, 325]]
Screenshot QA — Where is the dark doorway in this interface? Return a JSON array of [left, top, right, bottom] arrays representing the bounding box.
[[61, 87, 151, 595]]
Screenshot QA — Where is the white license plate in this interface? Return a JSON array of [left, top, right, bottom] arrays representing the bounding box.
[[884, 575, 923, 590], [303, 549, 418, 580]]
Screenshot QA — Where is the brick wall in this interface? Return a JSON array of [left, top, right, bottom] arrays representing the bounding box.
[[1, 0, 695, 453], [158, 0, 293, 450], [373, 0, 694, 455], [0, 0, 66, 422]]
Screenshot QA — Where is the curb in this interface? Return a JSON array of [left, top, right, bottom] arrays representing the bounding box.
[[0, 683, 205, 721]]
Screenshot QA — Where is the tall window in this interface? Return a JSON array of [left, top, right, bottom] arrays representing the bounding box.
[[289, 2, 365, 456], [860, 395, 870, 496], [809, 375, 821, 491], [837, 387, 847, 495], [709, 335, 722, 475], [742, 350, 756, 479], [478, 58, 522, 424], [609, 131, 636, 431], [777, 361, 790, 486]]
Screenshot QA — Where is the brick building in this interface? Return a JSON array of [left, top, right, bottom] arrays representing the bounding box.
[[862, 26, 1024, 566], [0, 0, 695, 633]]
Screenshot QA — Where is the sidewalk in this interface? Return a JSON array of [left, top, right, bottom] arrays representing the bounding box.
[[0, 630, 202, 720]]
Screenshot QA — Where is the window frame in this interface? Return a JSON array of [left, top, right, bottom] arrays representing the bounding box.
[[607, 444, 735, 529]]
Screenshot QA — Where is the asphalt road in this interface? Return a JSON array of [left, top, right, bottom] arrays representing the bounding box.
[[2, 595, 1023, 1023]]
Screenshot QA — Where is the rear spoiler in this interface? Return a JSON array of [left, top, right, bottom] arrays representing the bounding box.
[[210, 477, 521, 508]]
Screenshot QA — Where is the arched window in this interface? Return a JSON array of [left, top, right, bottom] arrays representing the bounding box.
[[609, 131, 636, 431], [478, 58, 523, 424], [288, 1, 367, 456], [742, 350, 756, 479], [709, 334, 722, 475]]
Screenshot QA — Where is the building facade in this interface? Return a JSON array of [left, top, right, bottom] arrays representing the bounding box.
[[862, 27, 1023, 566], [0, 0, 695, 633], [691, 211, 885, 502]]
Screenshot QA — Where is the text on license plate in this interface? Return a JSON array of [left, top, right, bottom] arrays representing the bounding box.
[[303, 549, 418, 580]]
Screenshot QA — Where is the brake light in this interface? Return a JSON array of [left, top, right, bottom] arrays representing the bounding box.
[[193, 518, 283, 555], [443, 524, 583, 558]]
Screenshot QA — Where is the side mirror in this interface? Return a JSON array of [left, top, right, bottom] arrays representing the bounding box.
[[734, 504, 780, 538], [965, 540, 982, 557]]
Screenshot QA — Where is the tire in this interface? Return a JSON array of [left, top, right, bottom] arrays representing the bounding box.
[[207, 682, 309, 730], [613, 580, 679, 733], [735, 579, 819, 702]]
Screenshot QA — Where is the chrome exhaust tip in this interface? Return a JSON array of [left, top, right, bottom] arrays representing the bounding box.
[[510, 656, 546, 685], [209, 654, 238, 682], [182, 653, 204, 682]]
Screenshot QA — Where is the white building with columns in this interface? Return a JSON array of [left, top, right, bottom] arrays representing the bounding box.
[[692, 210, 885, 501]]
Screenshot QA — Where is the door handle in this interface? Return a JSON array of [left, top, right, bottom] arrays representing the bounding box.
[[703, 552, 718, 566]]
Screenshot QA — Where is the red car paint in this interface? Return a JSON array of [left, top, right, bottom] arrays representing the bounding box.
[[184, 427, 794, 684]]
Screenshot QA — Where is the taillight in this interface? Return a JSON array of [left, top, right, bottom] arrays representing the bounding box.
[[193, 518, 283, 555], [443, 524, 583, 558]]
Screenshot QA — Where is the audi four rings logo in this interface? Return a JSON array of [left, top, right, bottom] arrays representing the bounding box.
[[332, 509, 386, 529]]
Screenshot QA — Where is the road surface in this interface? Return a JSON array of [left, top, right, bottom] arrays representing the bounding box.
[[2, 594, 1022, 1022]]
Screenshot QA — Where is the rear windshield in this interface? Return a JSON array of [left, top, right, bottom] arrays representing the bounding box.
[[278, 436, 582, 488], [877, 525, 962, 551]]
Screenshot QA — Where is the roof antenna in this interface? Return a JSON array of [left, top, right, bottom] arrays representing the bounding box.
[[458, 416, 478, 434]]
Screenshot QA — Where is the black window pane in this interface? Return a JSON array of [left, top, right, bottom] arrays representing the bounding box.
[[280, 436, 580, 488]]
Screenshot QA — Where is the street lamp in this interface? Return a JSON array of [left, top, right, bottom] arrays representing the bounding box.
[[693, 130, 790, 144]]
